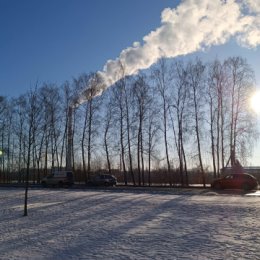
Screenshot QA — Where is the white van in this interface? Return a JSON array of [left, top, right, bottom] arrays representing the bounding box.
[[41, 171, 74, 187]]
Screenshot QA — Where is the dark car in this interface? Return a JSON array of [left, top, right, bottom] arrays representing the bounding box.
[[87, 174, 117, 186], [211, 173, 258, 191]]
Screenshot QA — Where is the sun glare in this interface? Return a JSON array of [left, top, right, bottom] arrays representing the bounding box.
[[250, 91, 260, 114]]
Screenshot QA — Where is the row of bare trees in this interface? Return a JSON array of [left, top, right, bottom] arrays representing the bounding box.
[[0, 56, 257, 186]]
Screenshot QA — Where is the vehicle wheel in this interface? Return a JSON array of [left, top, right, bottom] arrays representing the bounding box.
[[242, 183, 250, 191], [58, 181, 63, 188]]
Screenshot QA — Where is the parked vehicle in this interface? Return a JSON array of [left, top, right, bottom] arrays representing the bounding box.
[[41, 171, 74, 187], [211, 173, 258, 191], [87, 174, 117, 186]]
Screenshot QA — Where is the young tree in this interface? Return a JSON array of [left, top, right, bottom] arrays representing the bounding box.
[[123, 77, 135, 185], [224, 57, 256, 165], [188, 59, 206, 187], [206, 59, 226, 177], [146, 76, 160, 186], [170, 61, 190, 186], [152, 59, 172, 180], [74, 73, 102, 181], [103, 102, 113, 173], [132, 74, 151, 185], [24, 87, 41, 216], [112, 80, 128, 185], [60, 82, 73, 170], [0, 97, 8, 178], [13, 96, 27, 182], [39, 84, 61, 171]]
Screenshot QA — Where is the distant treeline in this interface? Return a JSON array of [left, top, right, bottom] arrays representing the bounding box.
[[0, 56, 257, 187]]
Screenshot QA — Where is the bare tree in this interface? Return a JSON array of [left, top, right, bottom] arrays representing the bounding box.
[[74, 74, 90, 180], [39, 84, 61, 172], [24, 87, 41, 216], [206, 59, 226, 177], [74, 73, 102, 181], [103, 100, 114, 173], [224, 57, 256, 165], [170, 61, 190, 186], [5, 100, 14, 180], [12, 96, 27, 182], [146, 76, 160, 186], [123, 78, 135, 185], [112, 80, 128, 184], [188, 59, 206, 187], [0, 97, 8, 179], [152, 59, 172, 181], [132, 74, 151, 185]]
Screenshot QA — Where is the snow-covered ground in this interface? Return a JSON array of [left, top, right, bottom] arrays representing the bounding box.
[[0, 187, 259, 260]]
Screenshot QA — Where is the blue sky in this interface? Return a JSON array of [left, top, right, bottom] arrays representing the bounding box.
[[0, 0, 177, 97], [1, 0, 259, 98], [1, 0, 260, 165]]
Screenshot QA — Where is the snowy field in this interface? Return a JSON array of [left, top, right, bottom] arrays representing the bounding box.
[[0, 187, 259, 260]]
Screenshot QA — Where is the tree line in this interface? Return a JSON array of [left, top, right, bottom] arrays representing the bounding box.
[[0, 56, 257, 186]]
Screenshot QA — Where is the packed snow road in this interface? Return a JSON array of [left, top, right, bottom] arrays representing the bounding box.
[[0, 187, 259, 260]]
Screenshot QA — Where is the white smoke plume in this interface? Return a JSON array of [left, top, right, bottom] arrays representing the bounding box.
[[77, 0, 260, 105]]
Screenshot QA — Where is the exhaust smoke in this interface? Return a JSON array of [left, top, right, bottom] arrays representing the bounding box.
[[76, 0, 260, 105]]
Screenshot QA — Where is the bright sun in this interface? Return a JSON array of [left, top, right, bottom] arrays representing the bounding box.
[[250, 91, 260, 114]]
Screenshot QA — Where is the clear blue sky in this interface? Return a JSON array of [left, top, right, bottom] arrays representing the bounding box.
[[0, 0, 259, 98], [0, 0, 178, 97]]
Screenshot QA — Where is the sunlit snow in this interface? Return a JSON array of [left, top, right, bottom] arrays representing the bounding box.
[[0, 187, 259, 260]]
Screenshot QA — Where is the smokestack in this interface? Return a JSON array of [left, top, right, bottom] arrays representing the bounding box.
[[74, 73, 106, 106], [66, 72, 107, 170]]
